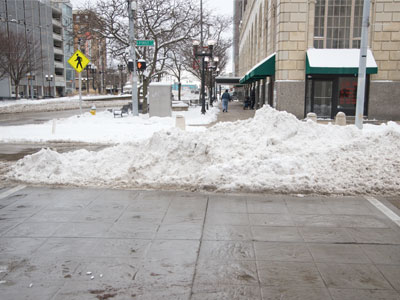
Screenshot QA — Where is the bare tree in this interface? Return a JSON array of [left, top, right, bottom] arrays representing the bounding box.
[[164, 43, 186, 101], [184, 14, 232, 81], [0, 30, 41, 100], [92, 0, 200, 112]]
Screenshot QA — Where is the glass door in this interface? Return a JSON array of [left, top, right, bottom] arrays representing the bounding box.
[[313, 80, 333, 118]]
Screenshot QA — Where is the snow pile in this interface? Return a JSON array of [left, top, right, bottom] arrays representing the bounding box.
[[8, 106, 400, 195], [0, 107, 219, 143]]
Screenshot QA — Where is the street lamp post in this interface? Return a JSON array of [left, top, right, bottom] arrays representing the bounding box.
[[207, 56, 219, 106], [214, 67, 220, 101], [193, 40, 216, 114], [86, 63, 91, 95], [91, 65, 97, 92], [45, 74, 53, 98], [118, 64, 124, 94]]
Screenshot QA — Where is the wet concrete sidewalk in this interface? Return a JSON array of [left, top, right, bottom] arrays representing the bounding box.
[[0, 186, 400, 299], [207, 100, 255, 127]]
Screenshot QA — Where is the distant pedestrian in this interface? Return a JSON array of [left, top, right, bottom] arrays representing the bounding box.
[[221, 89, 231, 112], [250, 88, 255, 109]]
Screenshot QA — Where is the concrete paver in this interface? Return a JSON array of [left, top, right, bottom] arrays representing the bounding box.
[[0, 186, 400, 299]]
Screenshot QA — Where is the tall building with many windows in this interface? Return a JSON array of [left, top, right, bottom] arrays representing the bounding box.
[[235, 0, 400, 120], [0, 0, 73, 99]]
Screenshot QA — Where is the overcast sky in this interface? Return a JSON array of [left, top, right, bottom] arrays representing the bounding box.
[[70, 0, 233, 16]]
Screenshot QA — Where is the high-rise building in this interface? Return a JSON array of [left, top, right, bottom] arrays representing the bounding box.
[[52, 0, 75, 95], [0, 0, 74, 99], [236, 0, 400, 120]]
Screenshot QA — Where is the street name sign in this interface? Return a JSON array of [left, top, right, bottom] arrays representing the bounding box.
[[136, 40, 154, 47], [68, 50, 90, 73]]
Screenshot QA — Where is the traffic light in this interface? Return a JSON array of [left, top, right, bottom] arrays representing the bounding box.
[[137, 59, 146, 71]]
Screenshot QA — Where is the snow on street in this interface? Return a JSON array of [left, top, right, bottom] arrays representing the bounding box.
[[5, 106, 400, 195], [0, 106, 218, 143]]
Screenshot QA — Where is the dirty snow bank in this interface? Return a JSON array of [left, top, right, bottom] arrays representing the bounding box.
[[7, 106, 400, 194]]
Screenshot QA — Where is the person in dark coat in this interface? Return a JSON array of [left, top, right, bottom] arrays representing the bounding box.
[[250, 88, 256, 109], [221, 89, 231, 112]]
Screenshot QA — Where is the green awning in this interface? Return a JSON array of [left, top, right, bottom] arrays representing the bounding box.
[[306, 49, 378, 75], [239, 53, 275, 84]]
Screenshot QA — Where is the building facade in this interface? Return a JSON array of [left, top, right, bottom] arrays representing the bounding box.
[[235, 0, 400, 120], [73, 10, 107, 94], [53, 0, 75, 95], [0, 0, 74, 99]]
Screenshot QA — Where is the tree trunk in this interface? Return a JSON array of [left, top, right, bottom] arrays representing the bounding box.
[[15, 84, 19, 100], [178, 81, 181, 101], [142, 77, 149, 114]]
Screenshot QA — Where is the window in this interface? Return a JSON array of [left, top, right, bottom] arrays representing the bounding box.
[[314, 0, 363, 49]]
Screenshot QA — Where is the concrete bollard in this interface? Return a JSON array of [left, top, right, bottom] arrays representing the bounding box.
[[175, 115, 186, 130], [335, 112, 346, 126], [52, 119, 56, 134], [306, 112, 317, 122]]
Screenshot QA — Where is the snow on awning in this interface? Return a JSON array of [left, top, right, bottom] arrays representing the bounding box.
[[306, 48, 378, 75], [240, 53, 276, 84]]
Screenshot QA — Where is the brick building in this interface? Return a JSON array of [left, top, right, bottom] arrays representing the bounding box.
[[235, 0, 400, 120]]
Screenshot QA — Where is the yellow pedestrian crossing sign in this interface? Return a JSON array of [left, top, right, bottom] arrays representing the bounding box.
[[68, 50, 90, 73]]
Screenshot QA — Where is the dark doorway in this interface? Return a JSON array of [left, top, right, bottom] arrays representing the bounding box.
[[305, 75, 369, 119]]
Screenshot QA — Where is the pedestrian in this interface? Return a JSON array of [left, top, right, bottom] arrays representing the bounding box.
[[244, 96, 251, 110], [250, 88, 255, 109], [221, 89, 231, 112]]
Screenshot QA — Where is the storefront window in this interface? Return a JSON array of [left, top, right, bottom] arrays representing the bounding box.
[[338, 77, 357, 110]]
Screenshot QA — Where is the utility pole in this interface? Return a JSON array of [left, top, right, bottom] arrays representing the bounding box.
[[200, 0, 206, 114], [128, 0, 139, 116], [355, 0, 371, 129]]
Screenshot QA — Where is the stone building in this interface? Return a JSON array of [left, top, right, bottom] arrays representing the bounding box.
[[235, 0, 400, 120]]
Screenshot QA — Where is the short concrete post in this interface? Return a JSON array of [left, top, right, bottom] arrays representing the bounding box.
[[306, 112, 317, 122], [52, 119, 56, 134], [175, 115, 186, 130], [335, 112, 346, 126]]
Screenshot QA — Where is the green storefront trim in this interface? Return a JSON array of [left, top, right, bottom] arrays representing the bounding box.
[[240, 53, 276, 84], [306, 54, 378, 75]]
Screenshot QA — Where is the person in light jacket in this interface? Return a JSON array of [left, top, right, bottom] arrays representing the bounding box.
[[221, 89, 231, 112]]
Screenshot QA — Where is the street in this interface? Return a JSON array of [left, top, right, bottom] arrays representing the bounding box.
[[0, 185, 400, 299]]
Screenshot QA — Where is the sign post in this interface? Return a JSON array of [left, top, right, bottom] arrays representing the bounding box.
[[68, 49, 90, 115]]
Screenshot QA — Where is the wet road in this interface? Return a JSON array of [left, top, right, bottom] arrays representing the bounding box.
[[0, 108, 93, 126], [0, 186, 400, 299], [0, 142, 109, 161], [0, 107, 114, 162]]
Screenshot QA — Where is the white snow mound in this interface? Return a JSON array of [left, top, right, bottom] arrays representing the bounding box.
[[8, 106, 400, 194]]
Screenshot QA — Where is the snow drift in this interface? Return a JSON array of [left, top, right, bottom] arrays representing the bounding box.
[[7, 106, 400, 195]]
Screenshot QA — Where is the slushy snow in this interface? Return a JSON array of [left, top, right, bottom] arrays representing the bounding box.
[[7, 106, 400, 195]]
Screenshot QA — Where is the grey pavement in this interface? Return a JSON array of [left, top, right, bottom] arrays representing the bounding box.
[[208, 100, 255, 127], [0, 186, 400, 299]]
